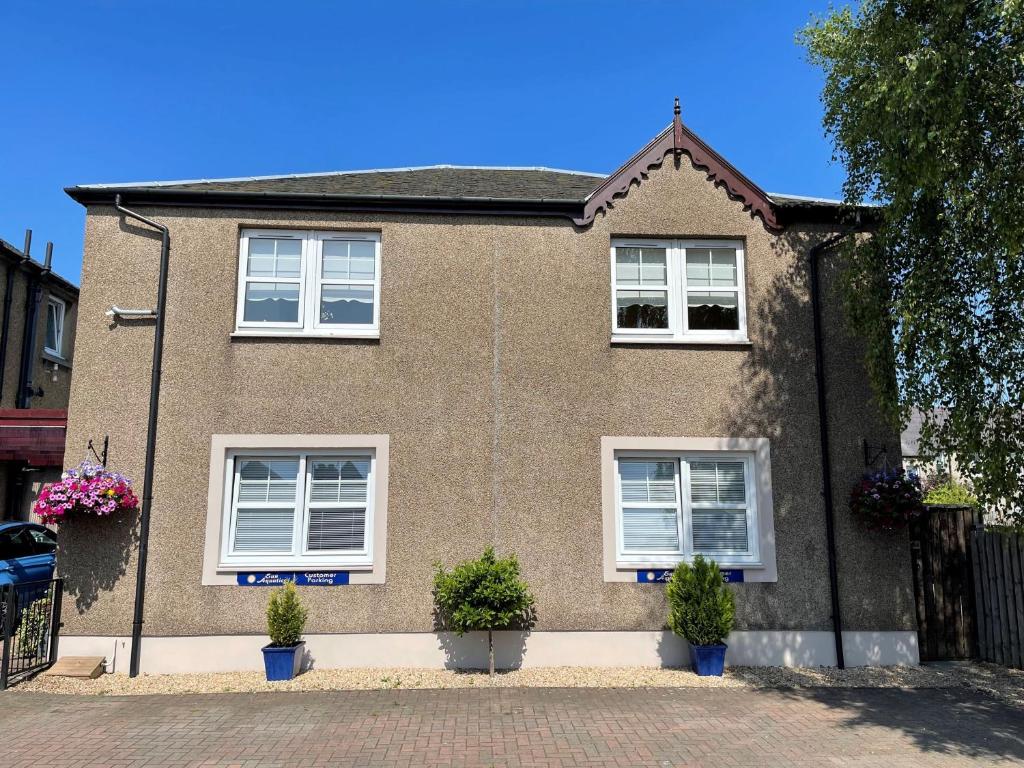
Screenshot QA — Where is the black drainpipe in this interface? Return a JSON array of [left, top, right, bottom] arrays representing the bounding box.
[[15, 240, 47, 409], [114, 195, 171, 678], [809, 225, 861, 670], [0, 230, 28, 404]]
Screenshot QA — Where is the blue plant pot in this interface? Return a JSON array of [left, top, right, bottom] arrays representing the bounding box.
[[689, 643, 727, 676], [262, 642, 304, 681]]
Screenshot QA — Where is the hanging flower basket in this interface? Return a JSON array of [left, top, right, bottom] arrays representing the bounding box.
[[849, 466, 925, 532], [33, 461, 139, 525]]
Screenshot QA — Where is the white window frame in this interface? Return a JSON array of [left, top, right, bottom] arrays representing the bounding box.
[[218, 448, 376, 570], [610, 238, 748, 344], [613, 451, 760, 568], [234, 229, 381, 338], [44, 296, 65, 357]]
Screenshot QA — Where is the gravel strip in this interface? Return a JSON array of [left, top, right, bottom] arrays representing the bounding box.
[[8, 661, 1023, 707]]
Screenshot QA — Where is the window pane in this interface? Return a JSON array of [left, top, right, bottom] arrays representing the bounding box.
[[320, 285, 374, 325], [45, 302, 60, 351], [615, 248, 640, 282], [689, 461, 747, 505], [687, 291, 738, 331], [247, 238, 301, 278], [616, 290, 668, 329], [322, 241, 349, 279], [685, 249, 711, 286], [692, 509, 749, 553], [323, 240, 376, 281], [237, 459, 299, 503], [622, 508, 680, 551], [307, 508, 366, 551], [233, 508, 295, 552], [619, 460, 677, 503], [616, 247, 666, 285], [710, 249, 737, 287], [244, 282, 300, 323], [309, 458, 370, 503], [349, 240, 376, 280]]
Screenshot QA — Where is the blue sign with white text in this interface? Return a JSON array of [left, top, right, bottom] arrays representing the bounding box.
[[635, 568, 744, 583], [236, 571, 350, 586]]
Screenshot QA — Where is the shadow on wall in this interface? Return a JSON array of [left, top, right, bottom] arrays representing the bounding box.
[[716, 229, 827, 630], [716, 228, 911, 631], [58, 509, 138, 613], [436, 631, 530, 671], [843, 631, 918, 666]]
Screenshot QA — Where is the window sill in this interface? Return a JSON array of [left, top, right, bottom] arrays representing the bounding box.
[[611, 335, 752, 346], [617, 560, 763, 571], [231, 330, 380, 340], [41, 351, 71, 367], [217, 562, 374, 572]]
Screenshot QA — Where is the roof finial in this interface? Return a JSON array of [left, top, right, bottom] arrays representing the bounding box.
[[672, 96, 684, 152]]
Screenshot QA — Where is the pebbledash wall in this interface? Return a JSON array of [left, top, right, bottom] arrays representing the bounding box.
[[57, 155, 918, 673]]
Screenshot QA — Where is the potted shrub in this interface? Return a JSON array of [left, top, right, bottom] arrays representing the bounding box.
[[666, 555, 735, 676], [262, 581, 307, 681], [433, 546, 535, 676]]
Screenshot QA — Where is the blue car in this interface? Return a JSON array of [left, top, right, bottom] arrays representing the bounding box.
[[0, 522, 56, 588]]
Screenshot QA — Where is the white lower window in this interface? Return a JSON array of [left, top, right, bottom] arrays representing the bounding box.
[[615, 452, 759, 567], [220, 450, 375, 568]]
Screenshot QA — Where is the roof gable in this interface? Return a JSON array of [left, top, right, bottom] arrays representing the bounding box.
[[575, 100, 781, 231]]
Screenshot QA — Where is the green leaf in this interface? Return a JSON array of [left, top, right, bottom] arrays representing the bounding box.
[[801, 0, 1024, 523]]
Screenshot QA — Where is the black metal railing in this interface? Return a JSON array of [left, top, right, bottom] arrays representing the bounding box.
[[0, 578, 63, 689]]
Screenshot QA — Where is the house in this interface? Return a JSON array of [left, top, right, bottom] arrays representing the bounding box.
[[901, 408, 965, 485], [57, 103, 917, 673], [0, 233, 78, 522]]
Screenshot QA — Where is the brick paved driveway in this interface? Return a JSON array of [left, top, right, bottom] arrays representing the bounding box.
[[3, 686, 1023, 767]]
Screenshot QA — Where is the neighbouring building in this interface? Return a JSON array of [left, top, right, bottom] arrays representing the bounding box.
[[0, 233, 78, 522], [58, 103, 917, 673]]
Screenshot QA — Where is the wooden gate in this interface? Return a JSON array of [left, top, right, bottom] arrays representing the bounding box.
[[909, 505, 982, 661]]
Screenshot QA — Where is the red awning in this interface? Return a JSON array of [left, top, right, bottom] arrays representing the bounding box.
[[0, 409, 67, 467]]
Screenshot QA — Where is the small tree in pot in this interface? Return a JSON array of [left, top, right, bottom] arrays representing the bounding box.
[[433, 546, 535, 677], [262, 581, 307, 681], [666, 555, 735, 676]]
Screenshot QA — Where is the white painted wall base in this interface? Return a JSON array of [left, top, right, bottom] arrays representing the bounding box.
[[57, 630, 919, 675]]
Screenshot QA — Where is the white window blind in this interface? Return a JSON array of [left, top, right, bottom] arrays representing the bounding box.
[[236, 230, 381, 337], [610, 239, 747, 343], [306, 458, 370, 551], [615, 453, 758, 566], [223, 451, 375, 567], [619, 460, 681, 552]]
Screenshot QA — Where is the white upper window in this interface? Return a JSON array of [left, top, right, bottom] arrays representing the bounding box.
[[614, 452, 759, 567], [219, 450, 376, 569], [235, 229, 380, 337], [610, 239, 747, 343], [44, 296, 65, 357]]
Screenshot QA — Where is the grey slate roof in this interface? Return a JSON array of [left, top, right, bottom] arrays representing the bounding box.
[[70, 166, 606, 202], [65, 165, 861, 225]]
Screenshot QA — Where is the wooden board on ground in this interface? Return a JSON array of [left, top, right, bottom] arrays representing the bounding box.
[[43, 656, 105, 678]]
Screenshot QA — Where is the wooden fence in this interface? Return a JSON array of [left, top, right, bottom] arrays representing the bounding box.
[[971, 526, 1024, 669]]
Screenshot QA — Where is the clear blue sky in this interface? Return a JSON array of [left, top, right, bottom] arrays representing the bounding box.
[[1, 0, 842, 283]]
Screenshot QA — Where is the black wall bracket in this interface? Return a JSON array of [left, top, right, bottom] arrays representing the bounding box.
[[863, 439, 888, 468]]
